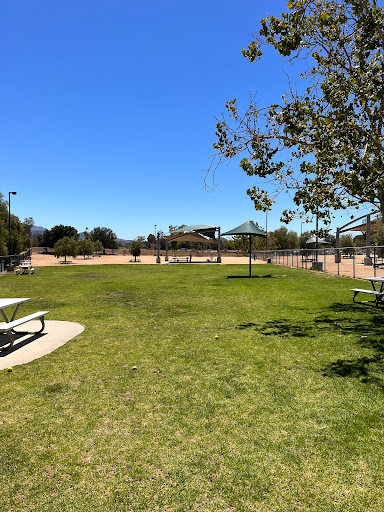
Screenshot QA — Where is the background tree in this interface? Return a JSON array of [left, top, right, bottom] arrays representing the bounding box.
[[22, 217, 34, 248], [230, 234, 277, 253], [54, 237, 78, 263], [147, 234, 156, 248], [271, 226, 299, 249], [0, 194, 8, 254], [41, 225, 78, 248], [212, 0, 384, 225], [340, 234, 354, 255], [0, 193, 34, 254], [94, 240, 104, 254], [130, 240, 142, 262], [254, 232, 280, 251], [77, 239, 95, 259], [90, 227, 117, 253]]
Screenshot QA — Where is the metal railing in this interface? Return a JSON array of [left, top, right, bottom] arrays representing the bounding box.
[[254, 246, 384, 279], [0, 248, 32, 273]]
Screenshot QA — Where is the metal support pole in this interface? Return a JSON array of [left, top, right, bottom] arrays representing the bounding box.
[[364, 214, 372, 265], [315, 214, 319, 261], [217, 227, 221, 263], [156, 233, 161, 264], [249, 235, 252, 277], [335, 227, 341, 263]]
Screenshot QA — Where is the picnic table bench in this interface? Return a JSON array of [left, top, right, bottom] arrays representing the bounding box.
[[170, 257, 190, 263], [15, 260, 35, 275], [351, 277, 384, 308], [0, 298, 49, 350]]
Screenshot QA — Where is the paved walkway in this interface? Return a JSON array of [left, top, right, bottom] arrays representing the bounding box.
[[0, 320, 84, 370]]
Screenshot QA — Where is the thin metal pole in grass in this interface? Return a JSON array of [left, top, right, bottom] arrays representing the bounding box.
[[353, 247, 356, 278], [374, 246, 377, 278]]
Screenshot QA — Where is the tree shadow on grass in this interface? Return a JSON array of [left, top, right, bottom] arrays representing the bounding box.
[[236, 302, 384, 387], [236, 320, 311, 337], [322, 354, 384, 387], [319, 304, 384, 387]]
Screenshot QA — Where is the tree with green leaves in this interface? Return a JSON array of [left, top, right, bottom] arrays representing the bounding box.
[[0, 194, 8, 255], [77, 239, 95, 259], [94, 240, 104, 254], [41, 225, 78, 248], [130, 240, 142, 262], [212, 0, 384, 225], [271, 226, 300, 249], [91, 227, 117, 253], [340, 233, 354, 254], [0, 193, 34, 254], [54, 237, 78, 263], [147, 234, 156, 248]]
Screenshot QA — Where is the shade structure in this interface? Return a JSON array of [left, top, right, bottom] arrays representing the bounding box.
[[170, 224, 217, 240], [340, 218, 379, 233], [222, 221, 267, 277], [306, 236, 330, 245], [222, 221, 267, 238], [165, 232, 215, 244]]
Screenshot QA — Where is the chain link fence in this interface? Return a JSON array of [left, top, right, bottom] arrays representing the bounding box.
[[254, 246, 384, 279]]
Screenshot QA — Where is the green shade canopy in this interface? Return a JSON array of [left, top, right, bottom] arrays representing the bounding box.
[[222, 221, 266, 277], [222, 221, 267, 237]]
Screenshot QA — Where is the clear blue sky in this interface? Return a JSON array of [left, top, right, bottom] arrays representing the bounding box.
[[0, 0, 371, 240]]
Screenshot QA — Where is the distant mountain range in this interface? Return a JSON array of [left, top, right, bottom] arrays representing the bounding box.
[[30, 226, 131, 245], [31, 225, 46, 235]]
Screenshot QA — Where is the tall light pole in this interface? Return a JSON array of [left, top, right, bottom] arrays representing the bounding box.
[[265, 210, 268, 250], [8, 191, 17, 255]]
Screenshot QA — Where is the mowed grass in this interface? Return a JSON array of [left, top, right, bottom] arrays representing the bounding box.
[[1, 264, 384, 511]]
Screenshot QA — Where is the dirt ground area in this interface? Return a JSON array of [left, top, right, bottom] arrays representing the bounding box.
[[267, 253, 384, 279], [30, 252, 261, 267], [28, 249, 383, 280]]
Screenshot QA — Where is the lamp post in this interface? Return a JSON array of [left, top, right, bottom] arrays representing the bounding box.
[[8, 191, 17, 255]]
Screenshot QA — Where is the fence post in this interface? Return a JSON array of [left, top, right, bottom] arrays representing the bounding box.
[[353, 247, 355, 278]]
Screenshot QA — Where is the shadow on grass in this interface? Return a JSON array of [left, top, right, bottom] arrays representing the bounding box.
[[226, 274, 273, 279], [236, 320, 310, 337], [236, 302, 384, 387]]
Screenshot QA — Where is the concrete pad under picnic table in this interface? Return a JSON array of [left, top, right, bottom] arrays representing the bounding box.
[[0, 320, 84, 370]]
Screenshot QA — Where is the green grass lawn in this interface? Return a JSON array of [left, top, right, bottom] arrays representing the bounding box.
[[1, 264, 384, 511]]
